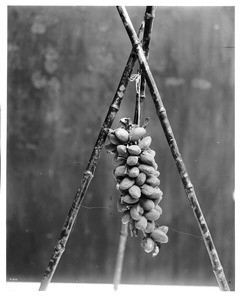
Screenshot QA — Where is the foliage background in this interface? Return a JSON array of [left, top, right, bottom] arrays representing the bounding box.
[[7, 6, 234, 289]]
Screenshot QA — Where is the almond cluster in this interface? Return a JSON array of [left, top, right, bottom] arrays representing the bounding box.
[[105, 118, 168, 256]]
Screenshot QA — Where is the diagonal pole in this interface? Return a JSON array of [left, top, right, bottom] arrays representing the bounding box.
[[38, 37, 139, 292], [116, 6, 230, 291], [113, 8, 156, 290]]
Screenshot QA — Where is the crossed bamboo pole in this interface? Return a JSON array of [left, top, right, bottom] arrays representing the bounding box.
[[116, 6, 230, 291], [113, 7, 156, 290]]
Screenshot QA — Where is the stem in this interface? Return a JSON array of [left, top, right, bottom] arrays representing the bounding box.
[[117, 5, 230, 291], [39, 43, 137, 292], [133, 74, 141, 125]]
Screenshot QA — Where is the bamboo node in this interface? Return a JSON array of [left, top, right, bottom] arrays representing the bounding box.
[[55, 243, 64, 251], [145, 13, 153, 19], [119, 85, 126, 91], [117, 91, 124, 98], [186, 182, 194, 189], [203, 230, 210, 238], [111, 103, 120, 110], [84, 171, 93, 178], [199, 215, 205, 225], [213, 264, 224, 272]]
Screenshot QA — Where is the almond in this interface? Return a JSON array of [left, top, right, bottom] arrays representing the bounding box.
[[127, 145, 142, 155], [151, 229, 168, 243], [119, 177, 135, 190], [142, 237, 155, 253], [135, 172, 147, 186], [135, 216, 148, 230], [144, 209, 160, 221], [128, 185, 141, 199], [126, 155, 139, 166], [138, 136, 152, 149], [130, 127, 146, 141], [115, 128, 129, 143], [128, 167, 140, 178]]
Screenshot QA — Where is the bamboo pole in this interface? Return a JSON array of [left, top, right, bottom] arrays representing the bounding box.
[[116, 5, 230, 291], [38, 42, 139, 292]]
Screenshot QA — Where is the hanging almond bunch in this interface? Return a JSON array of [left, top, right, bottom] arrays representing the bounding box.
[[105, 117, 168, 256]]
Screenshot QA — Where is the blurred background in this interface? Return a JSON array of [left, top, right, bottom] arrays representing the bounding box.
[[7, 6, 234, 289]]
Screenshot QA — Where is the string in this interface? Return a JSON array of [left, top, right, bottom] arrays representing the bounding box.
[[168, 227, 203, 240], [80, 202, 203, 241], [129, 73, 141, 94]]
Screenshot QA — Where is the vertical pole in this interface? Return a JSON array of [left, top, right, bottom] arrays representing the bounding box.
[[113, 223, 128, 290], [113, 6, 157, 290]]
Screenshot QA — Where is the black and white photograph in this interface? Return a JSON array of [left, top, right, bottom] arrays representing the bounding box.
[[1, 1, 238, 297]]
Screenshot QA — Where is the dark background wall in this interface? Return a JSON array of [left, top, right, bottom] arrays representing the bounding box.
[[7, 6, 234, 289]]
